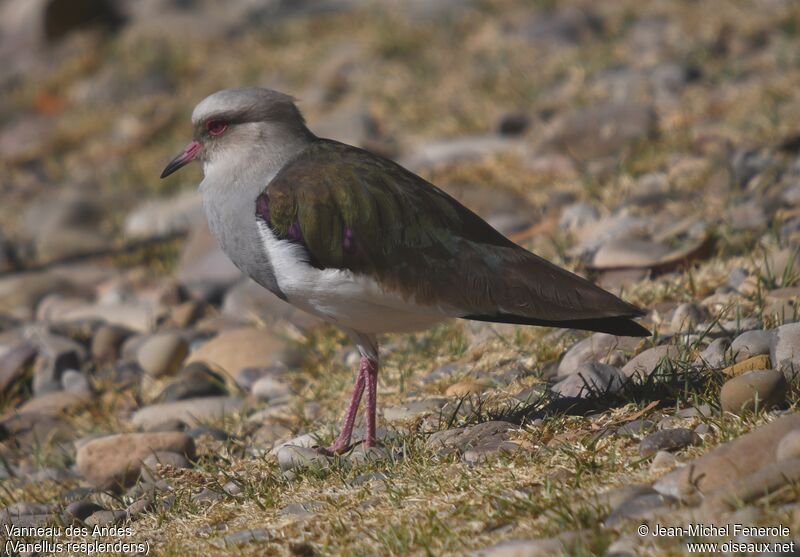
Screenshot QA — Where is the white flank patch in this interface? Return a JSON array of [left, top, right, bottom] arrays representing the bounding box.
[[256, 221, 445, 334]]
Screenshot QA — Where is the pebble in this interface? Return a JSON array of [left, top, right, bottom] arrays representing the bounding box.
[[347, 445, 390, 466], [131, 396, 243, 430], [604, 492, 675, 525], [140, 451, 191, 483], [176, 220, 242, 301], [15, 390, 89, 416], [136, 333, 188, 377], [615, 419, 656, 437], [427, 421, 518, 463], [558, 202, 598, 231], [0, 341, 36, 394], [670, 302, 708, 333], [771, 322, 800, 376], [75, 432, 195, 490], [91, 324, 133, 364], [638, 428, 700, 457], [702, 458, 800, 514], [654, 412, 800, 503], [557, 333, 637, 376], [592, 238, 671, 269], [720, 369, 787, 415], [220, 528, 270, 545], [156, 362, 227, 402], [275, 445, 331, 473], [31, 333, 84, 395], [649, 450, 679, 473], [235, 365, 280, 391], [622, 345, 680, 380], [543, 101, 656, 161], [186, 327, 300, 381], [694, 338, 730, 368], [60, 369, 91, 394], [550, 362, 624, 398], [280, 499, 324, 518], [252, 375, 291, 402], [731, 329, 775, 361], [776, 431, 800, 462]]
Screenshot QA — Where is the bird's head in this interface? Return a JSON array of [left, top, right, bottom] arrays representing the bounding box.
[[160, 87, 312, 179]]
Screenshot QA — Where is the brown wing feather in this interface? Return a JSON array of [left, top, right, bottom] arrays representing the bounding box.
[[264, 139, 648, 335]]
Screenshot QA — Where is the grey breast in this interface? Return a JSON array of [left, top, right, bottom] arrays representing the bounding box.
[[201, 182, 284, 299]]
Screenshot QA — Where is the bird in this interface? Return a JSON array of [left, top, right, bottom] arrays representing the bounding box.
[[161, 87, 650, 455]]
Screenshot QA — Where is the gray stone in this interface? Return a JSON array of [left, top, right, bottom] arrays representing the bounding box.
[[695, 338, 730, 369], [177, 219, 241, 300], [670, 303, 709, 333], [221, 528, 270, 545], [141, 451, 191, 483], [558, 202, 598, 231], [557, 333, 638, 376], [622, 345, 680, 380], [427, 421, 518, 463], [0, 341, 36, 394], [592, 238, 671, 269], [131, 397, 243, 430], [654, 412, 800, 503], [604, 493, 675, 526], [550, 362, 624, 398], [252, 375, 291, 402], [771, 322, 800, 376], [401, 135, 524, 171], [776, 430, 800, 462], [615, 419, 657, 437], [136, 332, 188, 378], [346, 445, 390, 466], [275, 445, 331, 473], [124, 190, 203, 238], [639, 428, 700, 457], [281, 499, 325, 518], [61, 369, 90, 394], [31, 332, 84, 395], [76, 432, 195, 490], [156, 362, 227, 402], [731, 329, 775, 361], [91, 324, 133, 364], [720, 369, 787, 415], [543, 102, 656, 161]]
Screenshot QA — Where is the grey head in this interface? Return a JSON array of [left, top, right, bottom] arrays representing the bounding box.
[[159, 88, 317, 298], [160, 87, 315, 181]]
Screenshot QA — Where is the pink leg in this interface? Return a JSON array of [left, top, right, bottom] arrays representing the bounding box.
[[324, 356, 368, 454], [364, 356, 379, 447]]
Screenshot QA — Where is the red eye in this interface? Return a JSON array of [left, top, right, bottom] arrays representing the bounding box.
[[207, 120, 228, 136]]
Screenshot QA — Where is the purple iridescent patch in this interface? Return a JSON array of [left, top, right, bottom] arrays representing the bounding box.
[[343, 225, 355, 252], [255, 194, 270, 224], [287, 220, 304, 242]]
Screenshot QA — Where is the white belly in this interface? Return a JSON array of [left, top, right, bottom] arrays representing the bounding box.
[[256, 222, 446, 334]]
